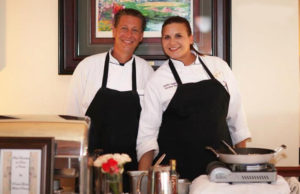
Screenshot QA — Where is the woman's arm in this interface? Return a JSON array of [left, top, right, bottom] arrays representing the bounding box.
[[138, 150, 154, 170], [136, 74, 164, 168], [213, 57, 251, 146]]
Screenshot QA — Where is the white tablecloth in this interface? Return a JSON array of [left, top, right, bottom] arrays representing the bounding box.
[[189, 175, 290, 194]]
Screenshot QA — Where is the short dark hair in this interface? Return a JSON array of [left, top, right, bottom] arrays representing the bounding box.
[[162, 16, 192, 36], [113, 8, 146, 32]]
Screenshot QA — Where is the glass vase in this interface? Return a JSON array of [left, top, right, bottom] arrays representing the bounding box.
[[103, 172, 123, 194], [93, 167, 103, 194]]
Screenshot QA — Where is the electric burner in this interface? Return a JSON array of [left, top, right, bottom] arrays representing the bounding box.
[[229, 163, 270, 172], [207, 161, 277, 184]]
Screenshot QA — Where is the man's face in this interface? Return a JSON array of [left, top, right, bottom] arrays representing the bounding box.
[[112, 15, 144, 54]]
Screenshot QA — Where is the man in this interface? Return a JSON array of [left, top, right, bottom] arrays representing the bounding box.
[[66, 8, 153, 191]]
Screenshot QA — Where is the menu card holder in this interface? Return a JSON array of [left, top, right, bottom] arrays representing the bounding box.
[[0, 137, 54, 194]]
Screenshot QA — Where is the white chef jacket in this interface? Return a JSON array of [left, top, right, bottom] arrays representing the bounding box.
[[136, 55, 251, 160], [66, 50, 154, 116]]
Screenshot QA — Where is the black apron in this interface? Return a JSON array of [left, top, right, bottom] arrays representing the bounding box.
[[86, 53, 140, 192], [156, 57, 233, 181]]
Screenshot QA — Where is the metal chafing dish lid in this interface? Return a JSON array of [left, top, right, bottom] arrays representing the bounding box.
[[0, 114, 90, 141], [0, 114, 90, 156]]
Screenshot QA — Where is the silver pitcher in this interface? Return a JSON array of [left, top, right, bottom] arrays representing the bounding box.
[[128, 171, 148, 194], [137, 166, 171, 194]]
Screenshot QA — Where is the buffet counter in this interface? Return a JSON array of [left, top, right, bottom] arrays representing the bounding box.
[[190, 175, 290, 194]]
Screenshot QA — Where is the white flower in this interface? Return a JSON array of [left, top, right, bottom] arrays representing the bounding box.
[[112, 153, 132, 165], [93, 153, 132, 167], [112, 153, 122, 163], [93, 153, 113, 167], [120, 153, 131, 164]]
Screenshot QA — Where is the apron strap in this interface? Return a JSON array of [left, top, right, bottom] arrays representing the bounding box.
[[168, 59, 182, 85], [169, 56, 217, 85], [132, 58, 137, 91], [102, 53, 110, 88], [102, 52, 137, 91], [198, 56, 215, 80]]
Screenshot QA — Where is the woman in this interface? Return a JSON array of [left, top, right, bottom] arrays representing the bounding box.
[[136, 16, 251, 181]]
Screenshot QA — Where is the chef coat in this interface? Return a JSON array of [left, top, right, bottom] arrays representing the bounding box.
[[136, 54, 251, 161], [66, 50, 154, 116]]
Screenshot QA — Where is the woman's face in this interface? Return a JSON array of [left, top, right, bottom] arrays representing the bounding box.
[[162, 23, 193, 64]]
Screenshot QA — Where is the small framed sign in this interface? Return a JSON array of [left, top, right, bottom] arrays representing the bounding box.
[[0, 137, 55, 194]]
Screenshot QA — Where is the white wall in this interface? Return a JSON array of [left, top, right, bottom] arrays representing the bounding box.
[[0, 0, 70, 114], [232, 0, 299, 166], [0, 0, 5, 72], [0, 0, 299, 165]]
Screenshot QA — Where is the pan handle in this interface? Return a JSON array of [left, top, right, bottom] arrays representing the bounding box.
[[221, 140, 238, 155], [205, 146, 220, 158], [274, 144, 287, 155]]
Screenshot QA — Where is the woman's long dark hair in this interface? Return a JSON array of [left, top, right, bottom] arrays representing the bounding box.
[[162, 16, 203, 56]]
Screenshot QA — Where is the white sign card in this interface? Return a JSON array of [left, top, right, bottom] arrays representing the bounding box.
[[0, 149, 41, 194]]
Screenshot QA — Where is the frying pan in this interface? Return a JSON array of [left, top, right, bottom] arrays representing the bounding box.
[[206, 145, 286, 164]]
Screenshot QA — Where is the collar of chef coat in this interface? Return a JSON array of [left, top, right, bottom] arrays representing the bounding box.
[[109, 49, 134, 66], [169, 52, 201, 67]]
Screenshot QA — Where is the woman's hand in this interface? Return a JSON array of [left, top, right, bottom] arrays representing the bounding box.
[[235, 138, 250, 148]]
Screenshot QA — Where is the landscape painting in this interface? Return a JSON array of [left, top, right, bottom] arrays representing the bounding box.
[[96, 0, 192, 38]]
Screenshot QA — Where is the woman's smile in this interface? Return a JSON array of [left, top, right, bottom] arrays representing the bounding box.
[[169, 46, 180, 51]]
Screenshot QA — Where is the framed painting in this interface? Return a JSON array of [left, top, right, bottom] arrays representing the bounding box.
[[92, 0, 192, 40], [59, 0, 231, 74], [0, 137, 55, 194]]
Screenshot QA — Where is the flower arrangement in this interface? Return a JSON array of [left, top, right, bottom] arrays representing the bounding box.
[[93, 153, 131, 194], [94, 153, 132, 173]]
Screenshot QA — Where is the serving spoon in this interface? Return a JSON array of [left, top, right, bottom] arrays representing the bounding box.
[[154, 153, 166, 166], [221, 140, 238, 155]]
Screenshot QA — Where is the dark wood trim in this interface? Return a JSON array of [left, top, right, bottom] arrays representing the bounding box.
[[276, 166, 300, 177], [212, 0, 231, 65], [58, 0, 81, 74]]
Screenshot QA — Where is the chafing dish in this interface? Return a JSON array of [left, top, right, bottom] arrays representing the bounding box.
[[0, 115, 91, 194]]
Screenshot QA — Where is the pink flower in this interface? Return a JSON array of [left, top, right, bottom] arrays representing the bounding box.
[[151, 7, 159, 12], [161, 7, 172, 13], [113, 2, 124, 15]]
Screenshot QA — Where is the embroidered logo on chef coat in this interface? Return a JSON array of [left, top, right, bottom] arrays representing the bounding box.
[[213, 72, 222, 79], [163, 82, 177, 89], [213, 71, 229, 92]]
